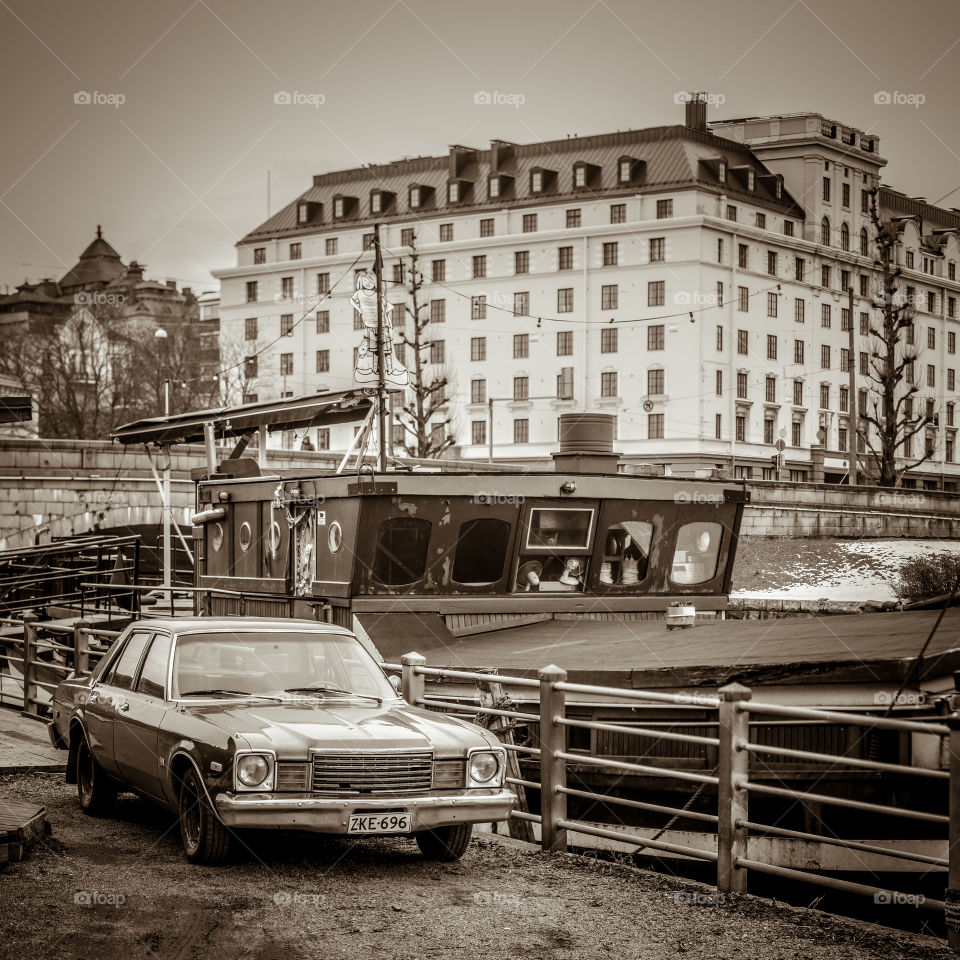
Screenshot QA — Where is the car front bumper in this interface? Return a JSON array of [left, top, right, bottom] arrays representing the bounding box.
[[213, 788, 517, 833]]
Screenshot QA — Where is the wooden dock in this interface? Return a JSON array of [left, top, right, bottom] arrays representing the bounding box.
[[0, 707, 65, 773], [0, 800, 49, 866]]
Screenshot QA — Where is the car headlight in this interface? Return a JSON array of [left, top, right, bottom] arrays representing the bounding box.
[[468, 751, 500, 785], [236, 754, 271, 788]]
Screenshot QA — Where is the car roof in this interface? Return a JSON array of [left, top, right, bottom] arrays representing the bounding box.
[[129, 617, 354, 637]]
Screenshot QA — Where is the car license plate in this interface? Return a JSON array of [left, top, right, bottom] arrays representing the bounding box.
[[348, 813, 411, 834]]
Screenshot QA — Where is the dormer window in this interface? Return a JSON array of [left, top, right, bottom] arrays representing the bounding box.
[[296, 201, 321, 225], [488, 176, 499, 200], [448, 181, 459, 203], [369, 190, 395, 216], [619, 158, 632, 183], [718, 159, 727, 185], [747, 170, 755, 191], [572, 162, 600, 191], [334, 197, 344, 218], [407, 184, 434, 211], [574, 166, 586, 188], [371, 192, 382, 214], [529, 167, 556, 195], [409, 186, 420, 209], [531, 170, 543, 193]]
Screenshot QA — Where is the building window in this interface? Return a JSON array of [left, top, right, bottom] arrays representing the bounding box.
[[245, 280, 258, 303], [514, 291, 529, 317], [316, 349, 329, 373], [738, 243, 748, 268], [726, 204, 737, 222], [253, 247, 266, 265], [822, 177, 831, 202], [821, 345, 830, 369], [648, 413, 664, 439], [472, 255, 486, 279], [860, 312, 870, 336], [765, 376, 776, 402], [648, 281, 665, 307], [612, 203, 628, 223], [601, 371, 618, 397], [430, 340, 445, 365], [515, 250, 530, 275], [471, 379, 486, 404], [793, 380, 804, 406], [928, 292, 937, 314], [558, 288, 574, 313], [906, 250, 915, 269], [767, 334, 777, 360], [716, 325, 723, 352], [649, 238, 665, 262], [393, 263, 405, 285], [362, 233, 375, 251], [430, 299, 445, 323], [928, 364, 936, 388], [738, 286, 749, 312], [950, 331, 957, 354], [471, 295, 487, 320], [439, 223, 453, 242], [480, 218, 494, 238], [840, 268, 850, 291], [735, 415, 745, 442], [655, 199, 672, 219], [716, 370, 723, 396], [243, 392, 258, 404], [280, 314, 293, 337], [840, 306, 850, 330], [948, 369, 956, 391], [715, 413, 723, 439], [821, 304, 831, 328], [717, 238, 725, 263], [821, 265, 831, 288], [840, 347, 850, 372], [928, 327, 937, 350], [558, 246, 574, 270], [820, 217, 830, 246], [840, 223, 850, 251], [513, 334, 529, 359], [792, 421, 802, 447], [513, 419, 529, 444], [557, 331, 573, 356], [566, 208, 581, 228], [755, 212, 766, 229], [244, 317, 257, 340], [648, 324, 665, 351], [513, 376, 529, 400], [764, 418, 775, 445], [839, 385, 849, 411], [717, 282, 724, 307], [431, 259, 446, 282], [289, 242, 301, 261], [602, 241, 619, 267], [316, 310, 329, 334], [784, 220, 795, 237], [737, 329, 748, 355], [522, 213, 538, 233], [314, 272, 330, 296], [471, 421, 486, 445], [398, 228, 414, 247], [736, 371, 747, 399], [280, 353, 293, 376], [794, 340, 805, 364], [557, 367, 574, 399], [601, 328, 618, 353], [648, 368, 664, 395], [767, 292, 778, 318], [471, 337, 486, 361], [601, 284, 619, 309]]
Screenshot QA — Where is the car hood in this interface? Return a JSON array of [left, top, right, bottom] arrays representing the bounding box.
[[186, 701, 495, 756]]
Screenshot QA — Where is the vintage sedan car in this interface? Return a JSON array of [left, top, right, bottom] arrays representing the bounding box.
[[48, 618, 515, 864]]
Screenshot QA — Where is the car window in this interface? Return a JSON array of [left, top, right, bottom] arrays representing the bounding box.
[[135, 633, 172, 699], [107, 631, 153, 691]]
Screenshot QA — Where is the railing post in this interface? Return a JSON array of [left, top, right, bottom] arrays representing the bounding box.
[[73, 620, 90, 676], [538, 664, 567, 854], [717, 682, 752, 894], [21, 611, 38, 717], [947, 711, 960, 950], [401, 652, 426, 705]]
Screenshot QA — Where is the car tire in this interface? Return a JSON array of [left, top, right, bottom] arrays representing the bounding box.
[[76, 734, 117, 816], [415, 822, 473, 861], [178, 766, 232, 865]]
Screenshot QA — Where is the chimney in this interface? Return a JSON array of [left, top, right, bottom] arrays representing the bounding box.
[[166, 279, 177, 289], [684, 93, 708, 131], [552, 413, 620, 474]]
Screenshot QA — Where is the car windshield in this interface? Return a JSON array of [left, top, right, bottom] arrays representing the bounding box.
[[171, 631, 396, 701]]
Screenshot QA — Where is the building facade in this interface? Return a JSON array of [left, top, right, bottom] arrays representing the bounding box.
[[213, 99, 960, 487]]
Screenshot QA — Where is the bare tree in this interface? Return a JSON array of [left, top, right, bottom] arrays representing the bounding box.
[[857, 189, 932, 486], [393, 240, 456, 458]]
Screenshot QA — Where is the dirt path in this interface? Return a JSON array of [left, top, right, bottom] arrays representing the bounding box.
[[1, 773, 950, 960]]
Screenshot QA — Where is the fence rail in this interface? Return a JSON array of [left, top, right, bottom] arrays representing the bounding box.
[[395, 653, 959, 947]]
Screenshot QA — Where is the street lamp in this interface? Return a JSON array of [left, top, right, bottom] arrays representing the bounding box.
[[154, 327, 169, 415]]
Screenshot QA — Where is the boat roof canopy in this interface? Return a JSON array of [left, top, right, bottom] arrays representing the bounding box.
[[111, 389, 376, 446]]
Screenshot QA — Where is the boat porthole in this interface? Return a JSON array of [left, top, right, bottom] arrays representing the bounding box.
[[328, 521, 342, 554], [239, 521, 252, 552], [211, 523, 224, 552]]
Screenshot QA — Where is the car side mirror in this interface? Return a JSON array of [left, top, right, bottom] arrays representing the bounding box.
[[389, 675, 402, 694]]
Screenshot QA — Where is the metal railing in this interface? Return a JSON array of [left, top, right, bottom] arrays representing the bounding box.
[[392, 653, 958, 946]]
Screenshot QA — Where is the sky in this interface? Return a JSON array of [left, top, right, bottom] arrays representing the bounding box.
[[1, 0, 958, 293]]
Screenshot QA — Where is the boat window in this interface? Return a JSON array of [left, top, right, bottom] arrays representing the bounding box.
[[452, 518, 511, 585], [106, 630, 153, 691], [515, 555, 586, 593], [372, 517, 432, 585], [526, 508, 594, 550], [671, 522, 723, 584], [600, 520, 653, 586]]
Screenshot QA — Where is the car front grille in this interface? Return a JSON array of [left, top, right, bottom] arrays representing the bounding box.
[[311, 752, 433, 796]]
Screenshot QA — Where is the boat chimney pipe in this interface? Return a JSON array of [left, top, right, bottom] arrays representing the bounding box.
[[552, 413, 620, 474]]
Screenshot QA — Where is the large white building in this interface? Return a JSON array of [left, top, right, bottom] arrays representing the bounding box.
[[212, 98, 960, 488]]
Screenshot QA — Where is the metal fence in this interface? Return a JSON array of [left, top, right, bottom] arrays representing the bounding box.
[[391, 653, 958, 947]]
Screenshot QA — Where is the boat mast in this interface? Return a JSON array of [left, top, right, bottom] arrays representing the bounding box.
[[373, 222, 387, 472]]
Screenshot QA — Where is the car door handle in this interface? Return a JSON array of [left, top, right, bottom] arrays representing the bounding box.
[[117, 700, 129, 712]]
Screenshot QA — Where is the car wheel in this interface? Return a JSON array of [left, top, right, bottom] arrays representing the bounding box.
[[415, 823, 473, 861], [178, 766, 232, 865], [76, 734, 117, 816]]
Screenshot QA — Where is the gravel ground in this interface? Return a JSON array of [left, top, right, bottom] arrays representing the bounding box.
[[0, 773, 950, 960]]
